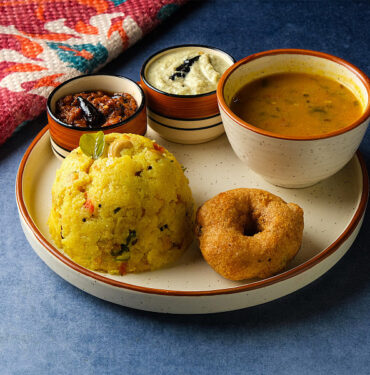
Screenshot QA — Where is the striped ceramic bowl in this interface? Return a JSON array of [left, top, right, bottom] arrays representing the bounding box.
[[47, 74, 147, 159], [140, 45, 235, 144]]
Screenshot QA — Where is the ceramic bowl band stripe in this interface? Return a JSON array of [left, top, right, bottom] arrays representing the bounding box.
[[147, 108, 222, 130], [140, 82, 220, 119], [50, 137, 69, 159], [147, 119, 224, 145], [49, 109, 147, 150], [147, 106, 224, 121], [146, 108, 224, 144], [148, 117, 222, 131]]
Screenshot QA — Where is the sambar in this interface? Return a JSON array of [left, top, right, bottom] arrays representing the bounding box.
[[229, 72, 363, 136]]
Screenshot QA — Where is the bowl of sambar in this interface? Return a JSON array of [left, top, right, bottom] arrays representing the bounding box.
[[217, 49, 370, 188]]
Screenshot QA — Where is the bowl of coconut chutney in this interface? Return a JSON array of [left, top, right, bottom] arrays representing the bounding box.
[[140, 44, 234, 144]]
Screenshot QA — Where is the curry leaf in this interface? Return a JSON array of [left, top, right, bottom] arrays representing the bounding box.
[[79, 131, 105, 159], [94, 131, 105, 159]]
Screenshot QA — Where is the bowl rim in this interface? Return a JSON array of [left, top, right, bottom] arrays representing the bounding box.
[[217, 48, 370, 141], [47, 74, 146, 132], [15, 126, 369, 297], [140, 44, 236, 99]]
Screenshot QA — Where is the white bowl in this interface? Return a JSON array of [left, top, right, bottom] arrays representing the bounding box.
[[217, 49, 370, 188]]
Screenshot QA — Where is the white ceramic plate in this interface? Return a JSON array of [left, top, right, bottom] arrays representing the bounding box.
[[16, 127, 368, 314]]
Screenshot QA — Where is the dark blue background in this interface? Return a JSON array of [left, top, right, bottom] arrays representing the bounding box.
[[1, 1, 369, 374]]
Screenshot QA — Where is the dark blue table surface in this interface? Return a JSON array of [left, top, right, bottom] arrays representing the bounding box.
[[1, 1, 369, 374]]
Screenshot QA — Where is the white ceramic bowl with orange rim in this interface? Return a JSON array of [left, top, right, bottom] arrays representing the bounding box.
[[140, 44, 235, 144], [217, 49, 370, 188], [47, 74, 147, 159]]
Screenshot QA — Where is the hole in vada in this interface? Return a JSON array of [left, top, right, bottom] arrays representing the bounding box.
[[243, 215, 261, 237]]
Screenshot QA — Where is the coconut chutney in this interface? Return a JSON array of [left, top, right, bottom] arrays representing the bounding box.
[[146, 48, 232, 95]]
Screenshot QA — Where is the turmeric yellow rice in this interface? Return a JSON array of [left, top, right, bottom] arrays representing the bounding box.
[[48, 133, 195, 275]]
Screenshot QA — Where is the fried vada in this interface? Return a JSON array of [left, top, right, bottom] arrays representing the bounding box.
[[195, 188, 304, 280]]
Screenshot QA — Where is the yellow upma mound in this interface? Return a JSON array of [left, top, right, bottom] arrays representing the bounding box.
[[48, 133, 195, 275]]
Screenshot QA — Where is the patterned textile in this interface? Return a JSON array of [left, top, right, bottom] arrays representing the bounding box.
[[0, 0, 187, 144]]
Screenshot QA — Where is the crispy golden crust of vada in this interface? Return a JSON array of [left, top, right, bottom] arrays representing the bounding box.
[[195, 188, 304, 280]]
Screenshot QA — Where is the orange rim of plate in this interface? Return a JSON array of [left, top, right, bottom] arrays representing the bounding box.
[[16, 125, 369, 296], [217, 48, 370, 141]]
